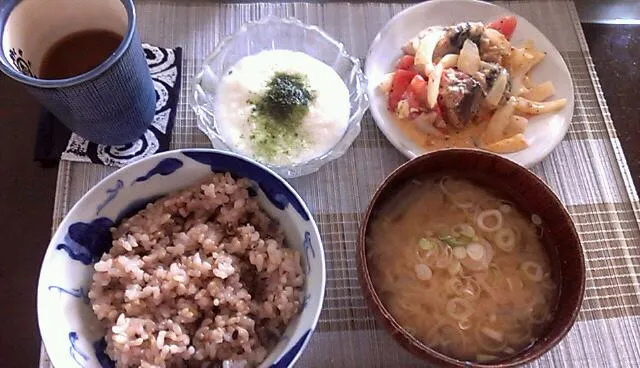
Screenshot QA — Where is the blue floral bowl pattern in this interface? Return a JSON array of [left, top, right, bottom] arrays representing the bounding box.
[[37, 149, 326, 368]]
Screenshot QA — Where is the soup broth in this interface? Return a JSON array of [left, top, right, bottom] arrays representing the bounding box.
[[367, 176, 558, 363]]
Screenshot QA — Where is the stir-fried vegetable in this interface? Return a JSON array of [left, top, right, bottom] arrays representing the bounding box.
[[487, 15, 517, 40], [427, 62, 444, 108], [409, 75, 429, 104], [395, 55, 415, 70], [485, 68, 509, 106], [381, 13, 566, 159], [388, 69, 417, 112], [415, 28, 446, 73], [457, 39, 481, 75]]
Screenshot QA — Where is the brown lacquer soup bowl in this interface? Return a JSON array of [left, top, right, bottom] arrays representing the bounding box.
[[357, 149, 585, 367]]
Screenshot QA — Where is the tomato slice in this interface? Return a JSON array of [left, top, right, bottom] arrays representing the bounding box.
[[395, 55, 415, 70], [487, 15, 517, 40], [406, 91, 421, 113], [388, 69, 417, 112], [408, 75, 428, 105]]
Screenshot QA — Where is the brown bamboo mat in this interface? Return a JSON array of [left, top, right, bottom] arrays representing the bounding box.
[[40, 1, 640, 367]]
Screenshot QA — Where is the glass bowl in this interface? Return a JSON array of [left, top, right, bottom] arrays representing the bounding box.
[[191, 16, 368, 178]]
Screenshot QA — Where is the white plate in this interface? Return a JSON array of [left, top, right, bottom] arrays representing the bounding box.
[[365, 0, 574, 166]]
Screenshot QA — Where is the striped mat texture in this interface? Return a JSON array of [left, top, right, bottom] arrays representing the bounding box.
[[41, 1, 640, 367]]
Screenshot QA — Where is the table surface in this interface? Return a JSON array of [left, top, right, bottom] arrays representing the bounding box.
[[1, 2, 639, 367]]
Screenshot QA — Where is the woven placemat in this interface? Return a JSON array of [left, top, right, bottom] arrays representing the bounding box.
[[40, 1, 640, 367]]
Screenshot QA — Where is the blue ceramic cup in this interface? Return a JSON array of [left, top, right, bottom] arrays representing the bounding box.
[[0, 0, 155, 145]]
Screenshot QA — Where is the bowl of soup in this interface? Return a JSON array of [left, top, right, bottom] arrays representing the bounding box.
[[357, 148, 585, 367]]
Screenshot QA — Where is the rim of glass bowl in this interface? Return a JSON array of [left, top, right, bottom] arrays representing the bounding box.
[[190, 16, 369, 178]]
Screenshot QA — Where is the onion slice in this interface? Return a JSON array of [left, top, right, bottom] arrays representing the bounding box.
[[457, 39, 481, 75], [438, 54, 459, 69], [461, 238, 495, 271], [446, 298, 473, 320], [415, 263, 433, 281], [414, 29, 445, 74], [485, 68, 509, 106], [521, 261, 544, 282], [483, 97, 517, 145], [476, 209, 503, 232], [494, 227, 516, 252], [453, 246, 468, 259], [427, 62, 444, 109], [466, 243, 486, 261]]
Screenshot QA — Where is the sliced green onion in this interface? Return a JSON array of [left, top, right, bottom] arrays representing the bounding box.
[[453, 246, 468, 259], [452, 223, 476, 238], [531, 214, 542, 226], [451, 191, 476, 209], [466, 243, 486, 261], [418, 237, 436, 250], [438, 235, 470, 247], [477, 209, 503, 232], [495, 227, 517, 252], [521, 260, 544, 282], [414, 263, 433, 280], [439, 235, 456, 245]]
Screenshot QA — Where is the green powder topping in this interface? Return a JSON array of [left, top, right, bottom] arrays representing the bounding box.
[[247, 72, 315, 160]]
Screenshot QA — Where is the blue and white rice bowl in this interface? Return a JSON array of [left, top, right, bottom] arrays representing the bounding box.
[[37, 149, 325, 368]]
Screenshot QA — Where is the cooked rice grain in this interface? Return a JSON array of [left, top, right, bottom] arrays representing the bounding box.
[[89, 173, 304, 368]]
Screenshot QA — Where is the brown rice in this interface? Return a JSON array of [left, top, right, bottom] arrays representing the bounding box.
[[89, 173, 304, 368]]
